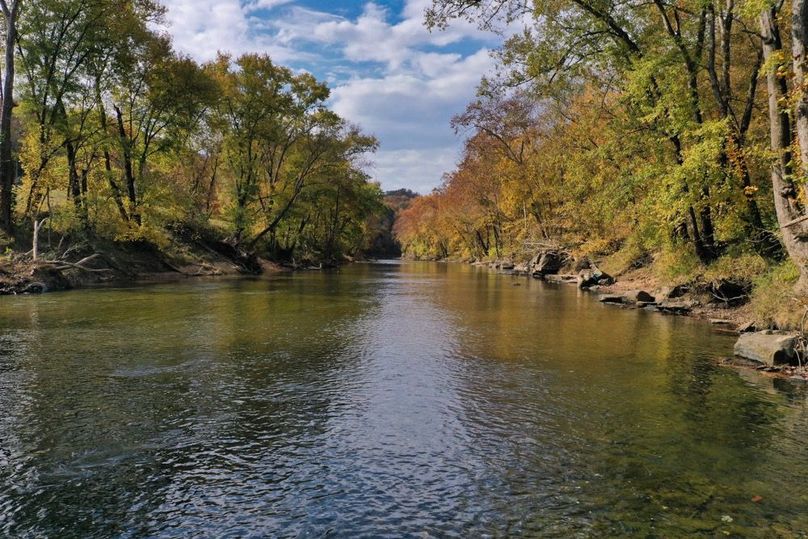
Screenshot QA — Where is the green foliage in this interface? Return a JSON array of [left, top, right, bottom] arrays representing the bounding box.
[[399, 0, 800, 320], [5, 1, 384, 262]]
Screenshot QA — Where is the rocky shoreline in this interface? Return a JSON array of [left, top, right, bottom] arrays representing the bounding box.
[[475, 249, 808, 382]]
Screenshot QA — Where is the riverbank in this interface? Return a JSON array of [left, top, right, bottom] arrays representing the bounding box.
[[0, 227, 294, 295], [467, 252, 790, 332]]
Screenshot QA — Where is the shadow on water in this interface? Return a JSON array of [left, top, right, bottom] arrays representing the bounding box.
[[0, 260, 807, 537]]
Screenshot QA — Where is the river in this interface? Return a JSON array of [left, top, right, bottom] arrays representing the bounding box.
[[0, 260, 807, 537]]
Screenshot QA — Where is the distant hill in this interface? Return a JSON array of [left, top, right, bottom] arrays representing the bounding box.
[[384, 189, 419, 211]]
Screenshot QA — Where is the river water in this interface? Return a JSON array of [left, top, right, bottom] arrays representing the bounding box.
[[0, 261, 807, 537]]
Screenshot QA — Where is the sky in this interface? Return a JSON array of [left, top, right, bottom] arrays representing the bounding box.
[[157, 0, 503, 193]]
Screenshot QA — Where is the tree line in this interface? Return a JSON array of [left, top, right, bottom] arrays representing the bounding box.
[[0, 0, 384, 263], [397, 0, 808, 292]]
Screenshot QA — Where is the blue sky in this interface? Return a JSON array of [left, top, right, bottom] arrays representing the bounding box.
[[158, 0, 503, 193]]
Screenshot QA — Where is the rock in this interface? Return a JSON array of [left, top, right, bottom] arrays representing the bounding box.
[[625, 290, 656, 303], [709, 319, 733, 326], [657, 300, 697, 314], [637, 301, 658, 309], [577, 267, 614, 289], [21, 281, 48, 294], [656, 285, 689, 300], [737, 321, 757, 333], [628, 253, 653, 269], [574, 257, 592, 271], [513, 263, 529, 274], [599, 294, 626, 304], [530, 250, 568, 278], [499, 259, 515, 270], [734, 332, 799, 366]]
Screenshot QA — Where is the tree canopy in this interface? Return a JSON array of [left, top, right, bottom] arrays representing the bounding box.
[[0, 0, 384, 264], [398, 0, 808, 296]]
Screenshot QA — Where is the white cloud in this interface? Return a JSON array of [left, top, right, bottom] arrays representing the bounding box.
[[268, 1, 494, 72], [330, 50, 496, 152], [372, 148, 459, 193], [158, 0, 502, 191], [246, 0, 293, 10], [158, 0, 302, 62]]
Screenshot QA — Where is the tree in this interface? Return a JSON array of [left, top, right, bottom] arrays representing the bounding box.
[[213, 54, 377, 248], [0, 0, 20, 234]]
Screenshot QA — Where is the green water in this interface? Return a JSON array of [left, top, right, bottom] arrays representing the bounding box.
[[0, 261, 807, 537]]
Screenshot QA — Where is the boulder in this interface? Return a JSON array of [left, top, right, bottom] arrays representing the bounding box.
[[577, 267, 614, 289], [625, 290, 656, 303], [530, 250, 568, 278], [734, 332, 799, 366], [599, 294, 626, 304], [656, 285, 689, 300]]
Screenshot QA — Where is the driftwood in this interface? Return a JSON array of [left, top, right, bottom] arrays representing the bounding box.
[[41, 254, 113, 273]]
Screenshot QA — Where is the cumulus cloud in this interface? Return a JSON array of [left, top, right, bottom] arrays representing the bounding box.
[[158, 0, 302, 62], [330, 50, 496, 151], [158, 0, 502, 191], [372, 147, 459, 193]]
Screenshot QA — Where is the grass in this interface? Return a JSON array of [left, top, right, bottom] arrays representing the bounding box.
[[749, 261, 808, 330]]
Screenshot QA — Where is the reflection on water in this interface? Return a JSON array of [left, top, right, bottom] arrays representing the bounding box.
[[0, 261, 807, 537]]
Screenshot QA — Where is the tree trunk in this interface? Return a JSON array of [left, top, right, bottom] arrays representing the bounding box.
[[96, 81, 128, 222], [0, 0, 19, 235], [114, 104, 139, 225], [761, 7, 808, 287], [65, 138, 88, 227], [793, 0, 808, 198]]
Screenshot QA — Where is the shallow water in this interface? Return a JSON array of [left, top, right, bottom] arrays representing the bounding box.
[[0, 260, 807, 537]]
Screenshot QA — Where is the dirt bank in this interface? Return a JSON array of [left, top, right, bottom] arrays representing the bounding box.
[[0, 230, 272, 295]]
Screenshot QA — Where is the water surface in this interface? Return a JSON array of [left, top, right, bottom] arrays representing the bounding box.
[[1, 261, 807, 537]]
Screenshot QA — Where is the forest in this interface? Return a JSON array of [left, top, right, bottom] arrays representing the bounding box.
[[395, 0, 808, 326], [0, 0, 386, 274]]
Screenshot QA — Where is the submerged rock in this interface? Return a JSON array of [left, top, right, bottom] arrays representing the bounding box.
[[734, 332, 799, 366]]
